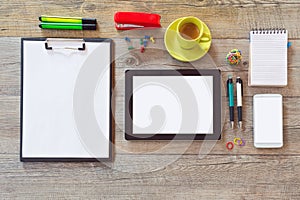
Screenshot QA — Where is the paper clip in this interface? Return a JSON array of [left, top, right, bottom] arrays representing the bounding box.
[[226, 142, 234, 150], [234, 137, 243, 145], [239, 138, 246, 146]]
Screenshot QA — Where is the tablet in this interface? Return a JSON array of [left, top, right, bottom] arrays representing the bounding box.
[[125, 69, 221, 140]]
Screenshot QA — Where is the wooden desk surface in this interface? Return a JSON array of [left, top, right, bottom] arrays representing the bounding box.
[[1, 1, 300, 199]]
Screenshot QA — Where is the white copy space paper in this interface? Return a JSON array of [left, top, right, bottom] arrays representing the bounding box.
[[132, 76, 213, 134], [253, 94, 283, 148], [22, 40, 111, 158]]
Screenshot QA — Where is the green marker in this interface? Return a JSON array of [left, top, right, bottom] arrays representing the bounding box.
[[39, 22, 96, 30], [39, 15, 97, 24]]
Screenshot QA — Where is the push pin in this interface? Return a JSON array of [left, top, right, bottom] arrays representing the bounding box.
[[140, 46, 145, 53], [150, 36, 155, 43], [143, 39, 147, 47], [128, 46, 134, 50], [144, 35, 150, 39], [124, 37, 131, 42], [140, 38, 143, 45]]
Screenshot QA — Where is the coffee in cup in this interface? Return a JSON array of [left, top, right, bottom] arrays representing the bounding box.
[[176, 16, 210, 49], [179, 22, 200, 40]]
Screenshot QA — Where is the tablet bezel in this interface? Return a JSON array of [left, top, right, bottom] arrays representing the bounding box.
[[125, 69, 221, 140]]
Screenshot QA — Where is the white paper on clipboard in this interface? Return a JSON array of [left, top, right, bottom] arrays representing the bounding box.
[[21, 38, 112, 160]]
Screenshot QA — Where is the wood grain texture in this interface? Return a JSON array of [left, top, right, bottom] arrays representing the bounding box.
[[0, 37, 299, 156], [1, 1, 300, 38], [1, 1, 300, 198], [1, 154, 300, 199]]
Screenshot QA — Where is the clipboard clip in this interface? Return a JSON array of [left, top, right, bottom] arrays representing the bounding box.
[[45, 38, 86, 51]]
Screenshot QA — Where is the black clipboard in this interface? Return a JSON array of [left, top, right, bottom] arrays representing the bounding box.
[[20, 38, 113, 161]]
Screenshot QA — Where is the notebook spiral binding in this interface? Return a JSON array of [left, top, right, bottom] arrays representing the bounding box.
[[251, 28, 286, 34]]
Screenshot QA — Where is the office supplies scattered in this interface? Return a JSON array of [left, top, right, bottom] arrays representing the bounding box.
[[236, 77, 243, 129], [124, 35, 155, 53], [39, 15, 97, 24], [249, 29, 288, 86], [226, 142, 234, 150], [226, 49, 242, 65], [20, 38, 112, 161], [39, 22, 96, 30], [227, 75, 234, 129], [253, 94, 283, 148], [125, 69, 222, 140], [228, 137, 245, 150], [114, 12, 161, 30]]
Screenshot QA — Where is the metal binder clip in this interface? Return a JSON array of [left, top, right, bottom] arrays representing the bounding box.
[[45, 38, 86, 51]]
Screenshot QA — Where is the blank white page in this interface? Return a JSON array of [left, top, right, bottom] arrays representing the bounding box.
[[249, 30, 288, 86], [22, 40, 111, 158], [132, 76, 213, 134], [253, 94, 283, 148]]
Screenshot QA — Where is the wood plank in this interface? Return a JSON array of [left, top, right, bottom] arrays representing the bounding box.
[[1, 37, 299, 97], [1, 95, 300, 155], [1, 37, 299, 155], [0, 1, 300, 38], [0, 154, 300, 199]]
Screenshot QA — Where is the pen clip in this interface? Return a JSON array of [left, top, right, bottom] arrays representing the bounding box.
[[226, 77, 232, 97], [240, 79, 243, 96], [226, 80, 229, 97]]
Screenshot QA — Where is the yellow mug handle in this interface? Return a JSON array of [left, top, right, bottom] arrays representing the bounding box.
[[200, 32, 211, 42]]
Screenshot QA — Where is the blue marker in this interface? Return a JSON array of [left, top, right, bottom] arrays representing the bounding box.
[[227, 75, 234, 128]]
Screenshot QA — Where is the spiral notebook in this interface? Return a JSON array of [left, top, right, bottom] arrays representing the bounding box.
[[249, 29, 288, 86]]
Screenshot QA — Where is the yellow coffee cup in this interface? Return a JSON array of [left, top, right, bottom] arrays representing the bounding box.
[[176, 16, 210, 49]]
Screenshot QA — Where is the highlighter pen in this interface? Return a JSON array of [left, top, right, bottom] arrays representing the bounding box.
[[39, 15, 97, 24], [227, 75, 234, 129], [236, 77, 243, 129], [39, 22, 96, 30]]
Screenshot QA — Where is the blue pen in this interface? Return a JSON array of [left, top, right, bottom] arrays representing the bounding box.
[[227, 75, 234, 129]]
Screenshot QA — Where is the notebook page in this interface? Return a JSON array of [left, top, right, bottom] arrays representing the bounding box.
[[249, 30, 288, 86]]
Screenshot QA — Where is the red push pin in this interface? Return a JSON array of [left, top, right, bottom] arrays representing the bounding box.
[[140, 46, 145, 53]]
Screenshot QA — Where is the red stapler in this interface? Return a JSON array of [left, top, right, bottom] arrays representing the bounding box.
[[114, 12, 161, 30]]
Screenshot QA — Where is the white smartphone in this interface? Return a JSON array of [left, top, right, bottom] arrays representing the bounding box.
[[253, 94, 283, 148]]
